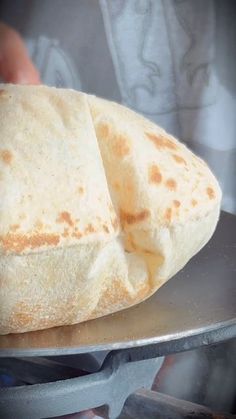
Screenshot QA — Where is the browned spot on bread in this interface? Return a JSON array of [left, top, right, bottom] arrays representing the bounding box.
[[78, 186, 84, 194], [1, 233, 60, 253], [120, 209, 150, 225], [113, 135, 130, 158], [85, 224, 95, 234], [206, 187, 215, 200], [173, 200, 181, 208], [172, 154, 186, 165], [146, 132, 177, 151], [97, 122, 109, 138], [165, 208, 172, 222], [9, 303, 44, 330], [1, 149, 12, 165], [191, 199, 198, 207], [103, 224, 109, 233], [165, 178, 177, 191], [148, 164, 162, 184], [13, 312, 33, 327], [57, 211, 74, 227]]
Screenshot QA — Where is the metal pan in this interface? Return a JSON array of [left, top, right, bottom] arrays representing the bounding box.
[[0, 211, 235, 357]]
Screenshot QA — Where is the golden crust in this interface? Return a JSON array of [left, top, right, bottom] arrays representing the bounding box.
[[0, 85, 222, 334], [0, 84, 118, 255]]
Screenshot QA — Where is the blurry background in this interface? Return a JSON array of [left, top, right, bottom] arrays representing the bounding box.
[[0, 0, 235, 214], [0, 0, 235, 416]]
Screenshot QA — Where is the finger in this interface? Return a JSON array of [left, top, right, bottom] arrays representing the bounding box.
[[0, 22, 41, 84]]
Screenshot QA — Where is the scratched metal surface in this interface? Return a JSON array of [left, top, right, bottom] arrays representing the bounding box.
[[0, 211, 235, 357]]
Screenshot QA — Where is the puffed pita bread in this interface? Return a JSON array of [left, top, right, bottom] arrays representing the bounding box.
[[0, 85, 221, 334]]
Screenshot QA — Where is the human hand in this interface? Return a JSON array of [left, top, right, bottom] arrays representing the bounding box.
[[0, 22, 40, 84]]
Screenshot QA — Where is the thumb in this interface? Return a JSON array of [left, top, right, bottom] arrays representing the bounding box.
[[0, 22, 41, 84]]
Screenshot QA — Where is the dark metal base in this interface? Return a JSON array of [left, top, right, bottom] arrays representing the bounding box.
[[1, 333, 236, 419], [0, 349, 164, 419]]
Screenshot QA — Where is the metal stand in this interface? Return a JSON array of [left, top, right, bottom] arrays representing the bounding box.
[[0, 349, 164, 419]]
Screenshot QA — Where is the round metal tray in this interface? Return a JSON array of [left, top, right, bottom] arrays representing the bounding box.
[[0, 211, 235, 357]]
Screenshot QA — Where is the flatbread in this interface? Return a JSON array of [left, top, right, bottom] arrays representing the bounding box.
[[0, 85, 221, 334]]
